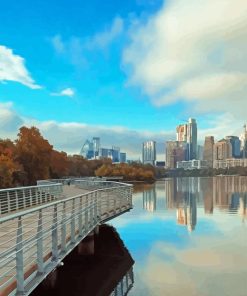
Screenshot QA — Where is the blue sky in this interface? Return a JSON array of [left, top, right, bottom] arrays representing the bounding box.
[[0, 0, 247, 159]]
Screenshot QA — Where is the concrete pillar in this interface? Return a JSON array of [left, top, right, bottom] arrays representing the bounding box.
[[78, 231, 95, 255]]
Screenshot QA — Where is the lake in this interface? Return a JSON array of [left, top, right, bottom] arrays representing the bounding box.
[[110, 176, 247, 296]]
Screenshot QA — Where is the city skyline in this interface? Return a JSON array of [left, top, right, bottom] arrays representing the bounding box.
[[0, 0, 247, 160]]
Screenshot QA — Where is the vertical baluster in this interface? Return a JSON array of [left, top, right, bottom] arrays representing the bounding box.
[[52, 204, 58, 261], [94, 191, 98, 224], [16, 217, 24, 294], [78, 197, 83, 237], [37, 210, 44, 274], [61, 202, 67, 253], [85, 195, 89, 233], [71, 199, 76, 244], [7, 191, 10, 213], [90, 193, 93, 226]]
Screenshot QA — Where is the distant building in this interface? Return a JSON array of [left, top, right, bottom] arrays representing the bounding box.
[[92, 137, 100, 158], [203, 136, 214, 167], [213, 158, 247, 169], [214, 139, 232, 160], [80, 139, 94, 159], [142, 141, 156, 165], [187, 118, 197, 160], [155, 161, 165, 167], [166, 141, 187, 169], [176, 124, 187, 142], [80, 138, 126, 162], [225, 136, 241, 158], [120, 152, 126, 163], [240, 124, 247, 158], [177, 160, 208, 170], [197, 145, 204, 160]]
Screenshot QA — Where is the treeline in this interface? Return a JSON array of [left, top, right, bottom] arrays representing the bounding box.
[[95, 163, 155, 182], [0, 126, 155, 189], [168, 167, 247, 177]]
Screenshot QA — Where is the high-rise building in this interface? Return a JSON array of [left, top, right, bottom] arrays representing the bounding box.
[[197, 145, 204, 160], [203, 136, 214, 167], [166, 141, 187, 168], [187, 118, 197, 160], [240, 124, 247, 158], [214, 139, 232, 160], [120, 152, 126, 163], [176, 124, 187, 142], [142, 141, 156, 165], [92, 137, 100, 158], [225, 136, 241, 158], [80, 137, 126, 162]]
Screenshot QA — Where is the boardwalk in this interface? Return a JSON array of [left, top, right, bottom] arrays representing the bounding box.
[[0, 179, 133, 296]]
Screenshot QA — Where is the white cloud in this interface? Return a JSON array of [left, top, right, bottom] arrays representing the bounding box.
[[51, 35, 65, 54], [0, 45, 41, 89], [0, 102, 172, 159], [51, 88, 75, 97], [50, 16, 124, 67], [123, 0, 247, 117], [86, 16, 124, 49]]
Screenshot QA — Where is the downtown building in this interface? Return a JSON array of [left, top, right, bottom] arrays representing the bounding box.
[[80, 137, 127, 163], [166, 141, 187, 169], [142, 141, 156, 165], [203, 136, 214, 167], [176, 118, 197, 160]]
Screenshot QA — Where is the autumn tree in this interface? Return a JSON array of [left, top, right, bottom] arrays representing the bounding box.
[[50, 150, 69, 178], [15, 127, 53, 184]]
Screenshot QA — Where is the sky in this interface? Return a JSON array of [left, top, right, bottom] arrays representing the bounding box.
[[0, 0, 247, 160]]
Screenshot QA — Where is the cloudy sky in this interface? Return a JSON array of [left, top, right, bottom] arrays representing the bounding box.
[[0, 0, 246, 159]]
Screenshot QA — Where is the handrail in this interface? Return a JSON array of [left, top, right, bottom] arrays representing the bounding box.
[[0, 183, 63, 216], [0, 181, 133, 296]]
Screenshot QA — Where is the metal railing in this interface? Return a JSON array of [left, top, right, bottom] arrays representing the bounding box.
[[0, 182, 133, 296], [0, 184, 63, 216], [110, 268, 134, 296]]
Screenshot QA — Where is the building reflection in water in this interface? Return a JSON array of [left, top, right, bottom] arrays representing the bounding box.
[[140, 176, 247, 232], [143, 187, 156, 212], [31, 225, 134, 296]]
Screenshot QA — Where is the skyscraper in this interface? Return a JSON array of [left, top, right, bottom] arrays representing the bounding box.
[[214, 139, 232, 160], [203, 136, 214, 167], [142, 141, 156, 165], [166, 141, 187, 168], [225, 136, 241, 158], [176, 124, 187, 142], [92, 137, 100, 158], [187, 118, 197, 160]]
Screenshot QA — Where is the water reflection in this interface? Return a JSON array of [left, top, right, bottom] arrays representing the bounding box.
[[142, 177, 247, 226], [31, 225, 134, 296], [112, 177, 247, 296]]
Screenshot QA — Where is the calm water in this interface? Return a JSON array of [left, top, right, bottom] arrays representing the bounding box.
[[111, 177, 247, 296]]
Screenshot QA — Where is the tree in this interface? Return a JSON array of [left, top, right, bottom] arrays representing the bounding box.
[[15, 127, 53, 184], [50, 150, 69, 178]]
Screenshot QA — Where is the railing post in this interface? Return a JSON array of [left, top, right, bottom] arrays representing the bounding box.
[[90, 193, 93, 227], [85, 195, 89, 233], [71, 199, 76, 244], [61, 202, 67, 253], [94, 191, 98, 223], [7, 191, 10, 213], [16, 217, 25, 294], [78, 197, 83, 237], [52, 204, 58, 261], [98, 191, 102, 221], [37, 210, 44, 274]]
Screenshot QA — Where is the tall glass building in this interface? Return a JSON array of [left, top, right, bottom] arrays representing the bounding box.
[[142, 141, 156, 165], [187, 118, 197, 160]]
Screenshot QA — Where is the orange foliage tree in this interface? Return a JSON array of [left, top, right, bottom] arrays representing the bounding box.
[[15, 127, 53, 184]]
